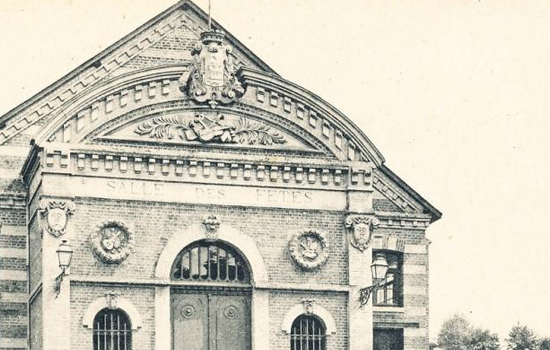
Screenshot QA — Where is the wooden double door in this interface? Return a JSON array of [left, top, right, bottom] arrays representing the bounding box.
[[172, 289, 251, 350]]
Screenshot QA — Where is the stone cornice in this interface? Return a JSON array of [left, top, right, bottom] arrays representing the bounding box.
[[375, 212, 432, 229], [31, 146, 359, 190], [239, 68, 385, 166]]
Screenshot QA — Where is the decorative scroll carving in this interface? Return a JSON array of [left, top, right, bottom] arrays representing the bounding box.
[[39, 200, 75, 237], [303, 299, 316, 315], [288, 230, 329, 270], [134, 113, 285, 145], [344, 214, 380, 252], [180, 30, 245, 108], [202, 215, 221, 240], [91, 221, 134, 264], [105, 291, 121, 310]]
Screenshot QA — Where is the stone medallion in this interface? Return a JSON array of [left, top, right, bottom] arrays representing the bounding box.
[[288, 230, 329, 270], [91, 221, 134, 264]]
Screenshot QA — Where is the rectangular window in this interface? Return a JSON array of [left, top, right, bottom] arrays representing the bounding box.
[[373, 251, 403, 307]]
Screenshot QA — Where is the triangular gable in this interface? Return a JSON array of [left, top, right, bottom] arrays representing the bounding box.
[[0, 0, 275, 146]]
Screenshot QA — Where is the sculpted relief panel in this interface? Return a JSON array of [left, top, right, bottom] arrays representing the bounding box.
[[91, 221, 134, 264], [134, 112, 285, 146], [180, 30, 245, 108], [288, 230, 330, 270], [98, 109, 315, 150]]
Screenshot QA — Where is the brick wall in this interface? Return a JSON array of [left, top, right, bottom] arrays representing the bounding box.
[[69, 198, 348, 285], [0, 210, 28, 350], [269, 291, 348, 350], [70, 284, 155, 350], [29, 293, 42, 350]]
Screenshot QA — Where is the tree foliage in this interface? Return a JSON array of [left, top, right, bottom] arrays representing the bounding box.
[[468, 328, 501, 350], [437, 314, 501, 350], [506, 325, 538, 350], [539, 338, 550, 350], [438, 314, 473, 350]]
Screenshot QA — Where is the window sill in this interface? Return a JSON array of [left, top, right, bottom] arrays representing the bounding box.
[[373, 306, 405, 313]]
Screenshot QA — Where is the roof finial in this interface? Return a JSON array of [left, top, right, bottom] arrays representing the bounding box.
[[208, 0, 212, 30]]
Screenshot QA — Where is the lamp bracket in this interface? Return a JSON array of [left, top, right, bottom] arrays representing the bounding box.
[[54, 270, 66, 298]]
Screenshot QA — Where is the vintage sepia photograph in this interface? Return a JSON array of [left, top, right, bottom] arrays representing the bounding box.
[[0, 1, 549, 350]]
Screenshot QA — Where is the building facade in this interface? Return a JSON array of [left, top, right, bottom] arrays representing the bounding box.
[[0, 2, 441, 350]]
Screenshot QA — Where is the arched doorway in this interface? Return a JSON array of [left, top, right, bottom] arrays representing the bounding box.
[[170, 240, 252, 350]]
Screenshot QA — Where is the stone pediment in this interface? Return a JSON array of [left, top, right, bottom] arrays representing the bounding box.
[[0, 0, 275, 147], [96, 110, 319, 152]]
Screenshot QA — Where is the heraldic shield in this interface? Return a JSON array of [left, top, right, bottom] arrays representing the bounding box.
[[345, 215, 380, 252], [181, 30, 245, 107]]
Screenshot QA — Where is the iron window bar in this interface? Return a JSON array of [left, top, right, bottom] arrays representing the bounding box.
[[93, 309, 132, 350]]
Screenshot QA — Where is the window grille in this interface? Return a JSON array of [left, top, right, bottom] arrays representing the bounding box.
[[93, 308, 132, 350], [373, 252, 403, 307], [290, 315, 326, 350], [171, 241, 250, 283]]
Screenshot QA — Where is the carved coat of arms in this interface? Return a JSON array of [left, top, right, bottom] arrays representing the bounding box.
[[39, 200, 75, 237], [345, 215, 380, 252], [91, 221, 134, 264], [180, 30, 244, 108], [288, 231, 330, 270]]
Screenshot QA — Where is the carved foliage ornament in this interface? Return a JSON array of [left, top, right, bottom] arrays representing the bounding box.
[[288, 230, 329, 270], [39, 200, 75, 237], [135, 113, 285, 146], [91, 221, 134, 264], [344, 215, 380, 252], [180, 30, 245, 108]]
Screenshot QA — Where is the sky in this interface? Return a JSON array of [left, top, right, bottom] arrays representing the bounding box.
[[1, 0, 550, 342]]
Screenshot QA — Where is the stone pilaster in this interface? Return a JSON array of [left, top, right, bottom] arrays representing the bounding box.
[[155, 286, 171, 350], [252, 290, 270, 350], [347, 162, 375, 350], [40, 199, 75, 350], [349, 245, 374, 350]]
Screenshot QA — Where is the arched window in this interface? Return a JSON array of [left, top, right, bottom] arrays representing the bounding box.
[[93, 308, 132, 350], [290, 315, 326, 350], [171, 240, 250, 283]]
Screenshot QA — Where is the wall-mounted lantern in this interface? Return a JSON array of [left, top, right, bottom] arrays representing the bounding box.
[[54, 240, 73, 297], [358, 253, 388, 307]]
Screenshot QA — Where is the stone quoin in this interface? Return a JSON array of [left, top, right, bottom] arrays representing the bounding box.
[[0, 1, 441, 350]]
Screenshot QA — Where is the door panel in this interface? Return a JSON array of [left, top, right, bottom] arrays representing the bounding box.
[[172, 294, 208, 350], [210, 295, 251, 350], [374, 329, 404, 350], [172, 291, 251, 350]]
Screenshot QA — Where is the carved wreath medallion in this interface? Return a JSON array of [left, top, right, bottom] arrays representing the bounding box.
[[91, 221, 134, 264], [344, 215, 380, 252], [288, 230, 329, 270], [39, 200, 75, 237]]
